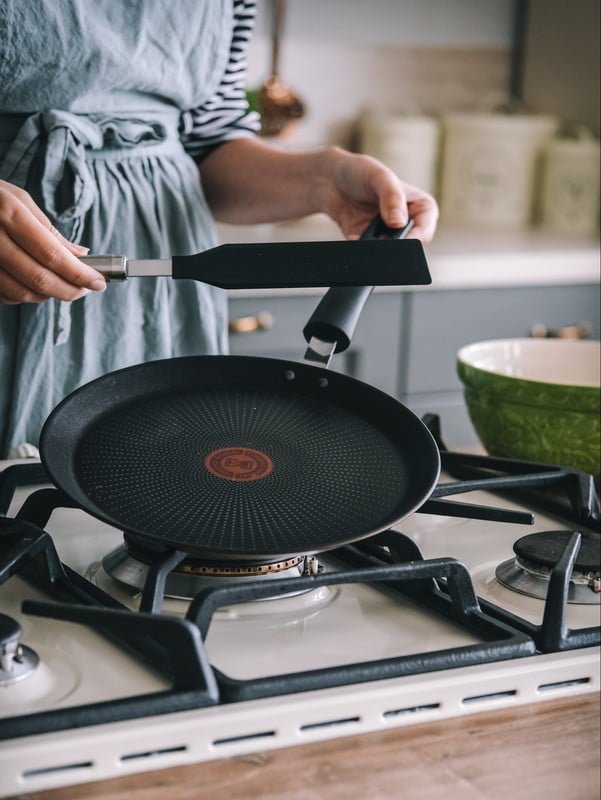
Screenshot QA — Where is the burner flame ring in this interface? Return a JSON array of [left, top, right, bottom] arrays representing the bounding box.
[[123, 540, 304, 577], [515, 554, 600, 587], [175, 556, 304, 577]]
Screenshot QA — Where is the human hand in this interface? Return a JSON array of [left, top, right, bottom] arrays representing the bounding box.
[[314, 147, 438, 243], [0, 180, 106, 304]]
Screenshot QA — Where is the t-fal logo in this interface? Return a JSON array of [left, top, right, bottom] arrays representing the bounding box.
[[204, 447, 274, 482]]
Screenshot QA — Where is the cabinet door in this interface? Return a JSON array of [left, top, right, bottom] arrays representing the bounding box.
[[228, 291, 403, 397], [404, 284, 601, 394], [400, 283, 601, 446]]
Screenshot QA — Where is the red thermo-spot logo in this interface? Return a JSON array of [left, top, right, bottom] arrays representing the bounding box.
[[204, 447, 274, 482]]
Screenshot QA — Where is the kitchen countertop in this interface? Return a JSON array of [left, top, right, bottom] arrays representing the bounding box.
[[15, 693, 600, 800], [217, 217, 601, 298]]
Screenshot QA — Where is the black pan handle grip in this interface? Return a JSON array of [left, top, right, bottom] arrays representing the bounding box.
[[302, 215, 414, 353]]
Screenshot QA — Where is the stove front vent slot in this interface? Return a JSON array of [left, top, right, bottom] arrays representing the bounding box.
[[23, 761, 94, 779], [537, 677, 592, 693], [383, 703, 441, 717], [212, 730, 276, 746], [120, 745, 188, 762], [299, 716, 361, 731], [461, 689, 518, 705]]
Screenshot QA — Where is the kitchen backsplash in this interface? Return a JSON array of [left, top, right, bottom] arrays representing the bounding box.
[[245, 39, 512, 149], [245, 3, 599, 233]]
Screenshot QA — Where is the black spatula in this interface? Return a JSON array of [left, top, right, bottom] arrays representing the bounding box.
[[79, 220, 431, 289]]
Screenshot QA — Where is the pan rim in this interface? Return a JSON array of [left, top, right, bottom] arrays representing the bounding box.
[[40, 355, 441, 560]]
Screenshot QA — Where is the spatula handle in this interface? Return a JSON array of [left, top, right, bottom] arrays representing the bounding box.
[[302, 216, 414, 353]]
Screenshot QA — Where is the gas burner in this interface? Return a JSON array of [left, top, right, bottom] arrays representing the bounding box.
[[496, 530, 601, 605], [97, 540, 323, 601], [0, 613, 39, 686]]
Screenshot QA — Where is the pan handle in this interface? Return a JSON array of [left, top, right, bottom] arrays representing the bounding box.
[[302, 215, 414, 355]]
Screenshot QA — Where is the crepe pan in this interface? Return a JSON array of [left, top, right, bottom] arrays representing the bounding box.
[[41, 217, 441, 562]]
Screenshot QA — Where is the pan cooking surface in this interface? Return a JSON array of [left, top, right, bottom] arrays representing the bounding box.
[[74, 386, 413, 556]]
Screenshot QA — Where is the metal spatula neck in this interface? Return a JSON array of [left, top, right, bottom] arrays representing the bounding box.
[[78, 255, 173, 279], [126, 258, 173, 277]]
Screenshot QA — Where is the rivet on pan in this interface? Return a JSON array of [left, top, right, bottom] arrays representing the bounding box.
[[318, 377, 328, 388], [284, 370, 295, 381]]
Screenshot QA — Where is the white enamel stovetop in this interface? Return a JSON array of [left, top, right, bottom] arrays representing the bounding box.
[[0, 460, 599, 797]]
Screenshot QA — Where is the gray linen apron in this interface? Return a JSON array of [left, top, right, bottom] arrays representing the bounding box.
[[0, 0, 233, 456]]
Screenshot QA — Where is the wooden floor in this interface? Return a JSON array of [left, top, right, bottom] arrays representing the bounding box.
[[15, 693, 601, 800]]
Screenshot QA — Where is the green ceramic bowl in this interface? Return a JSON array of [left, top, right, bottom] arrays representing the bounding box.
[[457, 338, 601, 482]]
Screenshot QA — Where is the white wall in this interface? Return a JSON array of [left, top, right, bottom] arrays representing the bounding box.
[[247, 1, 517, 148], [252, 0, 517, 47]]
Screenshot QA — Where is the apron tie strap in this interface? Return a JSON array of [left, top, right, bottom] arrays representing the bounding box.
[[0, 111, 169, 240]]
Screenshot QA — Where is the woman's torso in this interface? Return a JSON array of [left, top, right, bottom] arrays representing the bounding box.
[[0, 0, 235, 454], [0, 0, 232, 114]]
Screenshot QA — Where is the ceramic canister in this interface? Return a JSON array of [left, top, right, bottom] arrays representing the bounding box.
[[358, 114, 440, 196], [439, 112, 559, 228], [538, 134, 600, 235]]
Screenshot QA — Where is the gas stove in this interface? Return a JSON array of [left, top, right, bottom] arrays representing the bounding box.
[[0, 417, 599, 797]]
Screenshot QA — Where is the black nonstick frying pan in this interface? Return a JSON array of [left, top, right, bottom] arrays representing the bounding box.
[[40, 217, 441, 562]]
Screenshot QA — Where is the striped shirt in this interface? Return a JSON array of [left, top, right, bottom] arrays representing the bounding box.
[[179, 0, 260, 160]]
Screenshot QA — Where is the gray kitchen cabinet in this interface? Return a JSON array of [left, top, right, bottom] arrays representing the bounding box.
[[229, 281, 601, 449], [399, 283, 601, 447], [227, 290, 404, 397]]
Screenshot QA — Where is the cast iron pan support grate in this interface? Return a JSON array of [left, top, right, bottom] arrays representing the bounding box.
[[0, 516, 219, 741], [185, 559, 535, 702], [341, 528, 601, 653], [421, 413, 601, 525]]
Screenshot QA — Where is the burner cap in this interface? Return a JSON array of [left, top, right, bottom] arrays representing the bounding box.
[[513, 530, 600, 572]]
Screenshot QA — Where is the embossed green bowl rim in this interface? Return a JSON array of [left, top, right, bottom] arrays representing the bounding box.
[[457, 339, 600, 414]]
